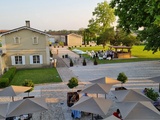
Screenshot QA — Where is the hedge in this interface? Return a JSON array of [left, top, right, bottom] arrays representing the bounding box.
[[1, 67, 16, 82], [0, 67, 17, 88], [0, 78, 9, 88]]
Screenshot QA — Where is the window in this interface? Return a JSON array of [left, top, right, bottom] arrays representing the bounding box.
[[13, 37, 20, 44], [30, 55, 43, 64], [11, 56, 25, 65], [32, 36, 38, 44], [33, 55, 40, 63]]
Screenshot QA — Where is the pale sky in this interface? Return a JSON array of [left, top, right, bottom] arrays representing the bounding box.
[[0, 0, 111, 31]]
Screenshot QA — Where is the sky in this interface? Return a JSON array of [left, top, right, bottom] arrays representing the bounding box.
[[0, 0, 111, 31]]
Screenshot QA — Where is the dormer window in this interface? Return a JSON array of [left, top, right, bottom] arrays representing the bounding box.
[[32, 36, 38, 44], [13, 37, 20, 44]]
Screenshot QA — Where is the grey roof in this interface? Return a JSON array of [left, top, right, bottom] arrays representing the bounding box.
[[0, 26, 52, 37]]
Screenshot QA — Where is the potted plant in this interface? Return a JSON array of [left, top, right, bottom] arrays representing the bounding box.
[[116, 72, 128, 90], [82, 59, 87, 66], [94, 58, 98, 65], [22, 79, 34, 96], [67, 77, 79, 107], [70, 59, 74, 67]]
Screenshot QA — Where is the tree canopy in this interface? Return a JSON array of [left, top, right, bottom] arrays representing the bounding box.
[[88, 1, 115, 46], [110, 0, 160, 53]]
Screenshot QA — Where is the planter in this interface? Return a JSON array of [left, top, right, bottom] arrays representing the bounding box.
[[65, 54, 68, 58], [115, 87, 127, 91], [67, 92, 79, 107]]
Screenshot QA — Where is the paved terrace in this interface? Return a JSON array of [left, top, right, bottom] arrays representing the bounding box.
[[0, 46, 160, 120]]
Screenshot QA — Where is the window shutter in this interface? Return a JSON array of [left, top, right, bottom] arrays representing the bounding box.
[[22, 56, 25, 65], [11, 56, 15, 65], [40, 55, 43, 64], [30, 55, 33, 64]]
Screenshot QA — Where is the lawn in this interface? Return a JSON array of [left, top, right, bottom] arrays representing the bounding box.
[[74, 45, 160, 64], [10, 68, 62, 85]]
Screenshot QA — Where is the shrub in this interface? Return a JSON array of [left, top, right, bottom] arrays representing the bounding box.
[[117, 72, 128, 87], [70, 59, 74, 67], [94, 58, 98, 65], [0, 78, 9, 88], [144, 88, 159, 101], [59, 41, 64, 47], [67, 77, 78, 89], [82, 59, 87, 66]]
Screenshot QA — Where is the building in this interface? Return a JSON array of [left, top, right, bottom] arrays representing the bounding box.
[[0, 21, 51, 75], [49, 32, 83, 46]]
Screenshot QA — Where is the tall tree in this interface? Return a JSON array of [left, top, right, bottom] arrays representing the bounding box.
[[88, 1, 115, 43], [110, 0, 160, 53], [97, 27, 115, 47]]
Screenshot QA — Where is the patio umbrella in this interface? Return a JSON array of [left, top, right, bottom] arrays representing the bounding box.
[[90, 77, 121, 85], [0, 103, 8, 119], [6, 97, 48, 118], [111, 89, 153, 102], [103, 115, 120, 120], [116, 101, 160, 120], [0, 85, 32, 101], [80, 83, 112, 98], [71, 96, 113, 120]]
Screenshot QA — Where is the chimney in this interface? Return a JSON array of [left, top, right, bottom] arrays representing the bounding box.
[[25, 20, 30, 27]]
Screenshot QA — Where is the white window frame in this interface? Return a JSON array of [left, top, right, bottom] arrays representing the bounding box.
[[32, 36, 39, 44], [11, 55, 25, 65], [13, 37, 20, 44], [30, 55, 43, 64]]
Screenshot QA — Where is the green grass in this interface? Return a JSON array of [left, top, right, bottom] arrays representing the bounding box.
[[73, 45, 160, 64], [10, 68, 62, 85], [131, 46, 160, 58]]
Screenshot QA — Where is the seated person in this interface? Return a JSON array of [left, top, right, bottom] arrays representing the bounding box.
[[69, 94, 78, 107], [113, 109, 122, 119]]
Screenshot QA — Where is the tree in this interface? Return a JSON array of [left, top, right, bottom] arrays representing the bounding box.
[[88, 1, 115, 45], [117, 72, 128, 87], [110, 0, 160, 53], [138, 26, 160, 53], [22, 79, 34, 96], [97, 27, 115, 48]]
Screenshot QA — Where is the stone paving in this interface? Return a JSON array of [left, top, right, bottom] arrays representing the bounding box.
[[0, 46, 160, 120]]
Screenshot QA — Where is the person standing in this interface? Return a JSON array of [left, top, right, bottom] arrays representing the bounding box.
[[53, 59, 57, 68]]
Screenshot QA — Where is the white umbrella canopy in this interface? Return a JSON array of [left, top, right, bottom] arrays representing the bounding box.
[[0, 85, 32, 96], [90, 77, 121, 85], [0, 103, 8, 119], [81, 83, 112, 95], [71, 96, 113, 116], [6, 97, 48, 117], [116, 101, 160, 120], [112, 89, 153, 102], [103, 115, 120, 120]]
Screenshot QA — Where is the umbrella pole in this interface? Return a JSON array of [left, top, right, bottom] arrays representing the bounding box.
[[159, 83, 160, 93], [12, 96, 14, 101], [92, 113, 93, 120]]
